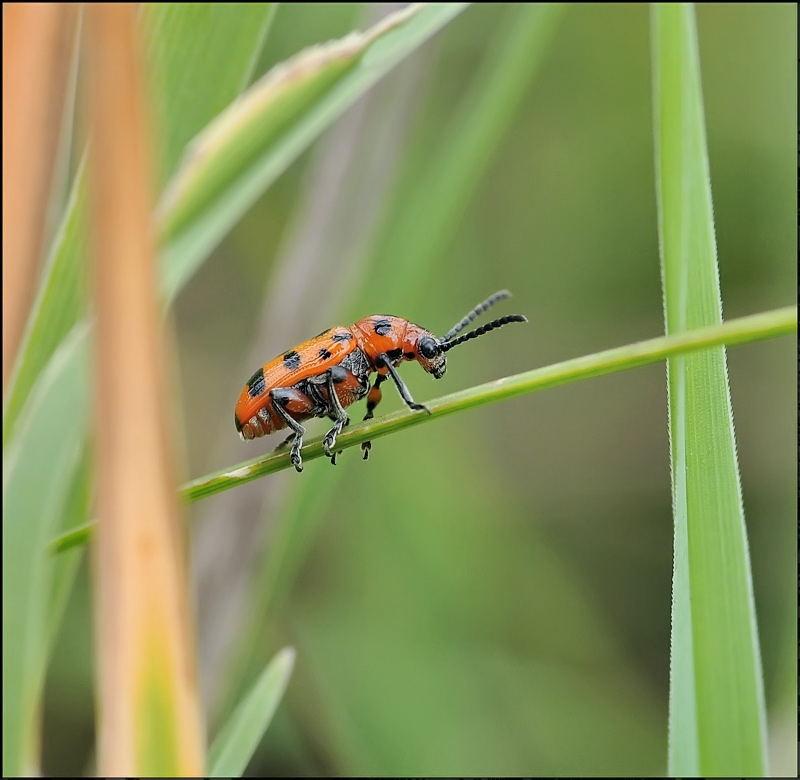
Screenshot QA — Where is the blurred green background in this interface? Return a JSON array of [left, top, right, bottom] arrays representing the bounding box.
[[43, 4, 796, 775]]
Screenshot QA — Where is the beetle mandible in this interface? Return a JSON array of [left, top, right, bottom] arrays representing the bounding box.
[[234, 290, 527, 471]]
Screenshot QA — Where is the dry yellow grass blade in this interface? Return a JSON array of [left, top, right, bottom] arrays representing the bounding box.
[[2, 3, 78, 390], [86, 5, 204, 774]]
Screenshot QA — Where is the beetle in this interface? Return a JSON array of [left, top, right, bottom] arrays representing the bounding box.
[[234, 290, 526, 471]]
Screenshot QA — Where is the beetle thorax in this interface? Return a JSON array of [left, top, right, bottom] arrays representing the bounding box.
[[351, 315, 408, 363]]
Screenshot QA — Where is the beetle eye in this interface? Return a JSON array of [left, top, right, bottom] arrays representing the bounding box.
[[418, 337, 439, 360]]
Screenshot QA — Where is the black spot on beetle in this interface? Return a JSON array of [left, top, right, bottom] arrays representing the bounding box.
[[283, 350, 301, 370], [318, 347, 332, 361], [386, 348, 403, 361], [405, 351, 416, 360], [332, 331, 352, 342], [373, 318, 393, 336], [247, 367, 265, 397]]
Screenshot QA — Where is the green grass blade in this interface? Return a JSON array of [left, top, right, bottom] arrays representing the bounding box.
[[180, 306, 797, 499], [2, 161, 88, 444], [49, 306, 796, 551], [142, 3, 276, 186], [156, 3, 469, 300], [2, 326, 89, 776], [208, 647, 295, 777], [652, 4, 768, 775], [46, 452, 91, 645]]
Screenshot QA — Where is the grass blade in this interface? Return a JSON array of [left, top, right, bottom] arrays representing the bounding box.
[[368, 3, 565, 308], [86, 6, 203, 772], [157, 3, 469, 300], [2, 326, 88, 776], [2, 162, 89, 444], [49, 305, 796, 550], [652, 4, 768, 774], [2, 4, 78, 392], [208, 647, 295, 777], [142, 3, 277, 186]]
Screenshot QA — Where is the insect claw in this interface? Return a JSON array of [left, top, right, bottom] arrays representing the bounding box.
[[290, 443, 304, 472], [323, 435, 336, 458]]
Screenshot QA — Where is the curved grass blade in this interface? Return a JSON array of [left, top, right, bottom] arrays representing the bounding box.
[[157, 3, 469, 300], [49, 305, 796, 552], [208, 647, 295, 777], [652, 5, 768, 775], [2, 162, 88, 445], [142, 3, 277, 186]]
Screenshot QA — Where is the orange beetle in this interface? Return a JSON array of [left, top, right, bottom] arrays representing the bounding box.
[[235, 291, 526, 471]]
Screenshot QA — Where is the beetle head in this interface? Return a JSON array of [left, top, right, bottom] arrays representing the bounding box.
[[406, 291, 526, 380], [417, 334, 447, 379]]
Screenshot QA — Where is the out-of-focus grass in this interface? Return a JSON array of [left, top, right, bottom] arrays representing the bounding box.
[[19, 3, 796, 776], [3, 328, 88, 776], [208, 647, 295, 777]]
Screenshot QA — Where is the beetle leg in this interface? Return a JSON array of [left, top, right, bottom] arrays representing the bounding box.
[[378, 353, 430, 414], [304, 380, 329, 416], [270, 388, 307, 472], [361, 373, 387, 460], [323, 366, 350, 461]]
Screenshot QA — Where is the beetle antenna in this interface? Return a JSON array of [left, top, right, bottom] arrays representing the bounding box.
[[441, 290, 511, 343], [440, 315, 527, 352]]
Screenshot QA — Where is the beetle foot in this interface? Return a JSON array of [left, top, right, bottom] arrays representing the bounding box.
[[361, 441, 372, 460], [323, 432, 336, 458], [323, 419, 347, 458], [290, 440, 303, 472]]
